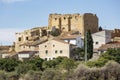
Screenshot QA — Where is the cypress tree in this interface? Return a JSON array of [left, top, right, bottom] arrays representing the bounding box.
[[85, 30, 93, 59]]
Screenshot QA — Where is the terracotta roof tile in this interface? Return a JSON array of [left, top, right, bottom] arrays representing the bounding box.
[[99, 42, 120, 50]]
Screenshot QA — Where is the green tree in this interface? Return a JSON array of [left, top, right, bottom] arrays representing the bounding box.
[[0, 58, 20, 72], [85, 30, 93, 60], [71, 48, 84, 60], [50, 29, 61, 36], [25, 57, 44, 70], [60, 58, 75, 72], [99, 26, 103, 31], [101, 48, 120, 63], [15, 63, 37, 75], [42, 57, 67, 69]]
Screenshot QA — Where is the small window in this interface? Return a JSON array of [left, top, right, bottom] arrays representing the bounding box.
[[18, 37, 21, 41], [45, 58, 47, 61], [53, 45, 55, 47], [26, 37, 28, 40], [45, 45, 47, 47], [96, 42, 99, 45], [60, 50, 63, 53], [45, 50, 48, 54], [55, 50, 57, 53], [64, 17, 66, 20], [55, 18, 57, 20]]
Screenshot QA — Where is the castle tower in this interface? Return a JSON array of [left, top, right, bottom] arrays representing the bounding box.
[[48, 13, 98, 36]]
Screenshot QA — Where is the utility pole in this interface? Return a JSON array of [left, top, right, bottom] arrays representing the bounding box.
[[85, 31, 87, 63]]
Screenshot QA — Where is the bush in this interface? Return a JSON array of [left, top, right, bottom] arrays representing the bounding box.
[[70, 61, 120, 80], [86, 58, 108, 67], [6, 72, 19, 80], [0, 70, 7, 80], [41, 69, 62, 80], [0, 59, 20, 72], [15, 63, 36, 75], [50, 29, 61, 36], [24, 70, 42, 80]]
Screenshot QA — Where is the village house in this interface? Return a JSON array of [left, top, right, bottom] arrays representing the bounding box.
[[60, 34, 84, 48], [111, 29, 120, 42], [39, 39, 74, 60], [19, 38, 48, 52], [17, 51, 38, 61], [92, 30, 111, 49], [98, 42, 120, 54]]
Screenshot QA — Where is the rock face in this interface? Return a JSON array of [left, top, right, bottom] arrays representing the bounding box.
[[48, 13, 99, 36]]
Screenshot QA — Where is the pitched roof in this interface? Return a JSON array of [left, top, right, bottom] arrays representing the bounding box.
[[53, 39, 70, 44], [0, 46, 10, 50], [61, 35, 80, 39], [20, 39, 48, 46], [98, 42, 120, 50], [18, 51, 38, 54], [53, 39, 75, 45]]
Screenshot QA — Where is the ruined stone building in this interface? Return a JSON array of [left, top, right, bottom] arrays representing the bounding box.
[[15, 27, 47, 52], [48, 13, 99, 36], [111, 29, 120, 42], [15, 13, 99, 52]]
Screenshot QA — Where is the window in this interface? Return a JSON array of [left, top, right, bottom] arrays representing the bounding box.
[[45, 58, 47, 61], [96, 42, 99, 45], [64, 17, 66, 20], [45, 45, 47, 47], [18, 37, 21, 41], [55, 18, 57, 20], [55, 50, 57, 53], [53, 44, 55, 47], [45, 50, 48, 54], [60, 50, 63, 54], [26, 37, 28, 40]]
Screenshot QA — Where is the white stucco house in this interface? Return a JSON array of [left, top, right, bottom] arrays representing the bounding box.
[[17, 51, 38, 61], [61, 35, 84, 48], [92, 30, 111, 49]]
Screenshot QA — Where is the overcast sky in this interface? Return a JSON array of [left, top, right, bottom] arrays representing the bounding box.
[[0, 0, 120, 45]]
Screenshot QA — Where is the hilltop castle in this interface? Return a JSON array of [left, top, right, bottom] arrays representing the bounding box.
[[48, 13, 98, 36], [15, 13, 99, 52]]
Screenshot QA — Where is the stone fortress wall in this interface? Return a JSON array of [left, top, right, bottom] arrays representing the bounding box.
[[15, 13, 99, 52], [48, 13, 98, 36]]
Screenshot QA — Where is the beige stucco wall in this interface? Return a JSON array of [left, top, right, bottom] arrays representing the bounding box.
[[39, 40, 70, 60], [20, 45, 35, 51], [48, 13, 98, 36]]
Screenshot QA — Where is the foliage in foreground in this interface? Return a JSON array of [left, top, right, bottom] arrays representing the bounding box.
[[86, 48, 120, 67], [70, 61, 120, 80]]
